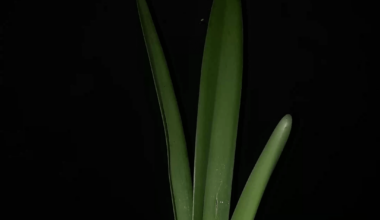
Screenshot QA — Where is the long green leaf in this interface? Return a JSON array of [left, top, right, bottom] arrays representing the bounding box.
[[231, 114, 292, 220], [193, 1, 243, 220], [136, 1, 193, 220]]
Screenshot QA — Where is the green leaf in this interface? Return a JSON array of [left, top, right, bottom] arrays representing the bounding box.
[[192, 1, 243, 220], [136, 1, 193, 220], [231, 114, 292, 220]]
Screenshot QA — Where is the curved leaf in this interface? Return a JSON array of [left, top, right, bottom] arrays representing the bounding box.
[[231, 114, 292, 220], [137, 1, 193, 220]]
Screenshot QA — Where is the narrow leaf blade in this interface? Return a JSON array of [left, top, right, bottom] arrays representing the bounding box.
[[137, 1, 193, 220], [231, 114, 293, 220], [193, 1, 243, 220]]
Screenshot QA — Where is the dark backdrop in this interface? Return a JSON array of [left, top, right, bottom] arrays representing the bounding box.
[[1, 0, 377, 219]]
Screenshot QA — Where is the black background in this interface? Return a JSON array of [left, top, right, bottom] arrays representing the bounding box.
[[1, 0, 377, 219]]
